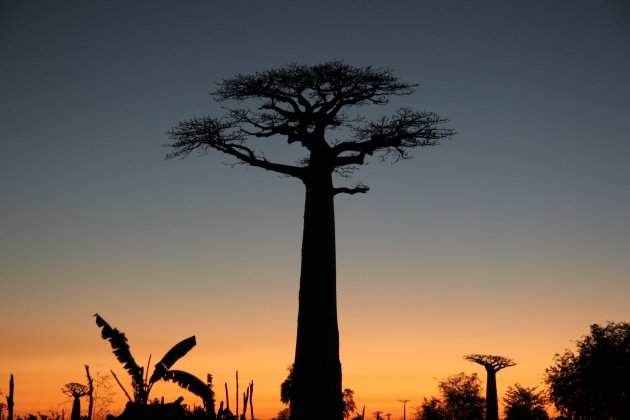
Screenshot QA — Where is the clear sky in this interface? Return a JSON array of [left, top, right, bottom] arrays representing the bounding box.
[[1, 1, 629, 418]]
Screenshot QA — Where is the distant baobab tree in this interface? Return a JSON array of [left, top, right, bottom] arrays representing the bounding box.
[[465, 354, 516, 420], [167, 61, 454, 420], [398, 399, 410, 420], [62, 383, 89, 420]]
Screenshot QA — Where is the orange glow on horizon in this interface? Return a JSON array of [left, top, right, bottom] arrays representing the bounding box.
[[0, 311, 593, 419]]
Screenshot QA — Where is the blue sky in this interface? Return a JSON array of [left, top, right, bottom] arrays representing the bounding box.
[[1, 1, 629, 417]]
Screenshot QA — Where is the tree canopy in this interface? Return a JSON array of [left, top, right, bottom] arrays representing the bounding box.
[[166, 61, 454, 193], [502, 384, 549, 420], [415, 372, 485, 420], [464, 354, 516, 372], [544, 321, 630, 419]]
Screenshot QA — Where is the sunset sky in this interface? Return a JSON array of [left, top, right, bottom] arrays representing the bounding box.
[[1, 1, 629, 418]]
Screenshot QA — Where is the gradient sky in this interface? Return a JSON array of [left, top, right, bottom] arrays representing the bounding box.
[[1, 1, 629, 418]]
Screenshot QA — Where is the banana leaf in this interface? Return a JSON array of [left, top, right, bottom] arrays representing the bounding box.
[[149, 335, 197, 384], [94, 314, 144, 389], [163, 369, 215, 410]]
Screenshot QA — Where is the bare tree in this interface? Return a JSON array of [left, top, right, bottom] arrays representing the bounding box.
[[167, 61, 454, 420], [464, 354, 516, 420], [91, 371, 116, 420], [62, 383, 89, 420]]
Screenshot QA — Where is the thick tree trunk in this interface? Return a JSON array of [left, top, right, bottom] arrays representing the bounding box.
[[290, 170, 343, 420], [71, 395, 81, 420], [485, 369, 498, 420]]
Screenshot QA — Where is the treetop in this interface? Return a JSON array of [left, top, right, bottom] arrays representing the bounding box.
[[166, 61, 454, 194], [464, 354, 517, 371], [214, 60, 416, 109]]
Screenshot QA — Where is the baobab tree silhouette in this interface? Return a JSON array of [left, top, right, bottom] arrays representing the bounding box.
[[167, 61, 454, 420], [398, 399, 410, 420], [465, 354, 516, 420], [62, 383, 89, 420]]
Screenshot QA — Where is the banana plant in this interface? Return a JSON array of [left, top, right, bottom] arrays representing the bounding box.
[[94, 313, 215, 414]]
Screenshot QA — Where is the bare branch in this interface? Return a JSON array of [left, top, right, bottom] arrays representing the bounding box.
[[165, 117, 304, 179], [334, 184, 370, 196], [334, 108, 455, 162], [333, 151, 367, 168], [168, 61, 455, 191]]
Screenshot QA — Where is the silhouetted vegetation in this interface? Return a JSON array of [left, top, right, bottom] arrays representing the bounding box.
[[544, 321, 630, 419], [398, 400, 410, 420], [342, 389, 357, 419], [85, 366, 94, 420], [61, 383, 88, 420], [7, 374, 14, 420], [60, 366, 96, 420], [502, 384, 549, 420], [94, 314, 216, 419], [464, 354, 516, 420], [276, 364, 357, 419], [167, 61, 454, 420], [2, 308, 626, 419], [413, 372, 485, 420], [90, 371, 116, 420]]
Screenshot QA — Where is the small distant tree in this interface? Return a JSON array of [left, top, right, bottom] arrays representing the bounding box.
[[279, 364, 357, 419], [398, 399, 410, 420], [62, 383, 89, 420], [438, 372, 485, 419], [544, 321, 630, 419], [414, 373, 484, 419], [342, 388, 357, 419], [502, 384, 549, 420], [413, 397, 447, 420], [91, 371, 116, 420], [280, 365, 293, 406], [464, 354, 516, 420]]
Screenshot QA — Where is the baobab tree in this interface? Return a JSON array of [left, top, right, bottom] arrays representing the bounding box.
[[167, 61, 454, 420], [465, 354, 516, 420], [398, 399, 410, 420], [62, 383, 89, 420]]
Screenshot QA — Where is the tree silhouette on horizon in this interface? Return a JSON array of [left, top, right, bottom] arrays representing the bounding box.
[[167, 61, 454, 420], [62, 383, 89, 420], [464, 354, 516, 420], [545, 321, 630, 418]]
